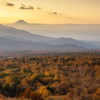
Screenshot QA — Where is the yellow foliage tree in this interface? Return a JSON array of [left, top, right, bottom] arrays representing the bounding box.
[[96, 88, 100, 95], [39, 86, 47, 94], [54, 74, 59, 80], [21, 78, 28, 84], [39, 86, 50, 98], [94, 88, 100, 100], [20, 68, 24, 74], [50, 69, 53, 72], [60, 74, 66, 82], [44, 71, 50, 77], [31, 73, 37, 79], [4, 76, 13, 87]]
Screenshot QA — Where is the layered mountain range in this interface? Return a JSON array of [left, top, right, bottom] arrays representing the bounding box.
[[0, 21, 99, 51], [7, 20, 100, 42], [0, 37, 85, 50]]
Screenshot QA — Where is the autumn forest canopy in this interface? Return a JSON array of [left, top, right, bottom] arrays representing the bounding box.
[[0, 52, 100, 100]]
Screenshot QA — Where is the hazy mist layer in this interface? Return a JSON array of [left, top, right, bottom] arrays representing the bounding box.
[[8, 23, 100, 41]]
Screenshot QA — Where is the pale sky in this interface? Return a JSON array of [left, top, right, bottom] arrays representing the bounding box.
[[0, 0, 100, 24]]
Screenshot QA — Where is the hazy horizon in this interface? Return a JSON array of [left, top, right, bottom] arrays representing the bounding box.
[[1, 19, 100, 25]]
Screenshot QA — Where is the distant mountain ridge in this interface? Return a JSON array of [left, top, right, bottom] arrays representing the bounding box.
[[0, 24, 56, 41], [0, 37, 85, 50], [38, 37, 94, 49]]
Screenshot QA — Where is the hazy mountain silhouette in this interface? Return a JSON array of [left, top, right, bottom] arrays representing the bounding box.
[[0, 37, 85, 50], [11, 20, 46, 25], [0, 24, 56, 41], [81, 40, 100, 49], [38, 37, 94, 49], [13, 20, 28, 25]]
